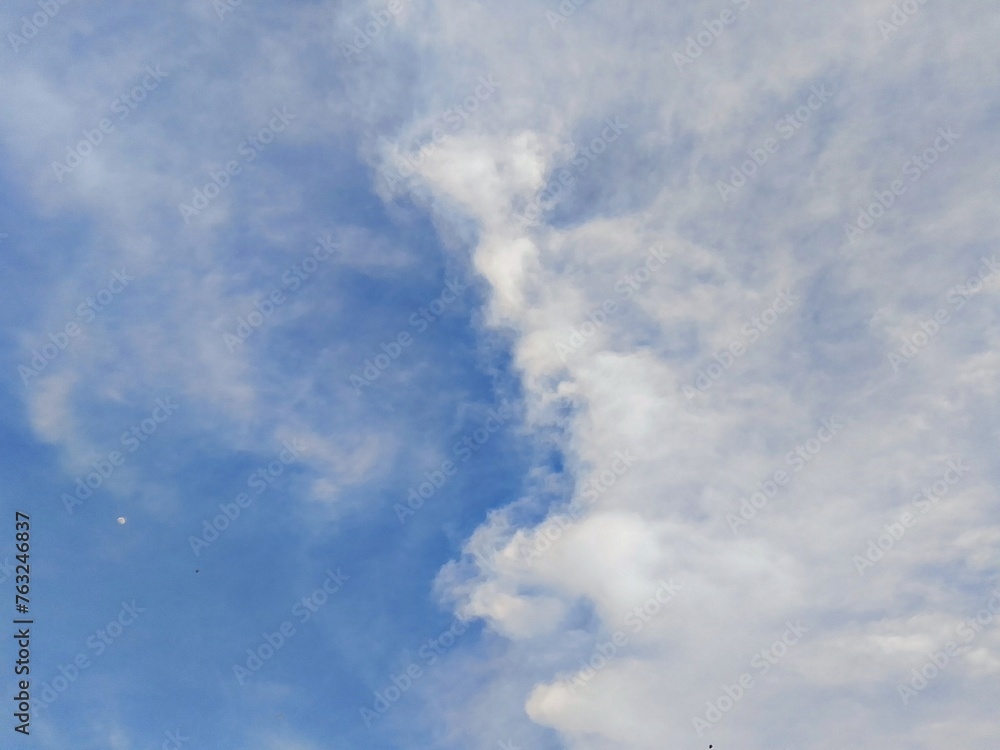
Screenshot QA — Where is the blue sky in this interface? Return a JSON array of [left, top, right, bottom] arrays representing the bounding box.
[[2, 1, 1000, 749]]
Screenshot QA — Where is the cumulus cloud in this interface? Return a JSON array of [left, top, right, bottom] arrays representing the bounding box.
[[357, 1, 1000, 748]]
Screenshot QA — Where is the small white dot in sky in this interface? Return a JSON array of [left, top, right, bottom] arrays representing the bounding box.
[[117, 517, 127, 525]]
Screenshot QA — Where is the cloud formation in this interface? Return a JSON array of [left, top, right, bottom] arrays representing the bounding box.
[[2, 0, 998, 748]]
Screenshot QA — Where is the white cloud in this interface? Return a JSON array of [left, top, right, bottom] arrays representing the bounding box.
[[355, 1, 1000, 747], [4, 0, 999, 747]]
